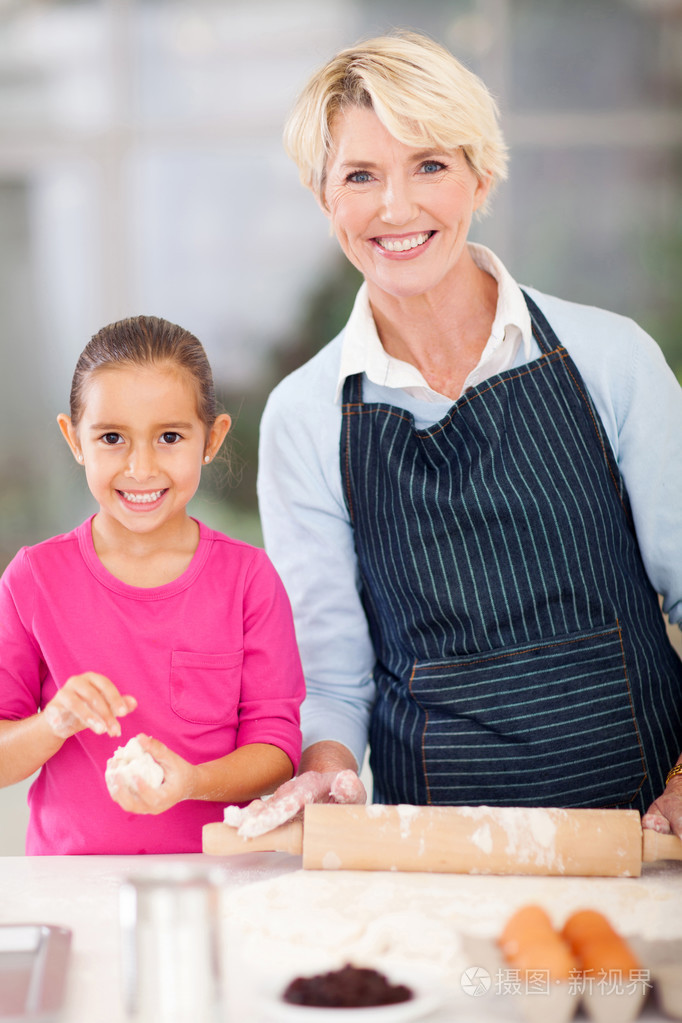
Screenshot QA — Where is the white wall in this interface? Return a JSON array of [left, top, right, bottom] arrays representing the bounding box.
[[1, 778, 33, 856]]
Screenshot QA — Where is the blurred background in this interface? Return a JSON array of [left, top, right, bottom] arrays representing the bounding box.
[[1, 0, 681, 852]]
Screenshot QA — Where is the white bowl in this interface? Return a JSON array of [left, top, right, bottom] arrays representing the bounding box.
[[260, 975, 442, 1023]]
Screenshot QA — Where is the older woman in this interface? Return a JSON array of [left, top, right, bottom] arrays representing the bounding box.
[[242, 31, 682, 837]]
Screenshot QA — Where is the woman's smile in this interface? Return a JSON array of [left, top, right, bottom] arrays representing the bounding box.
[[372, 230, 436, 255]]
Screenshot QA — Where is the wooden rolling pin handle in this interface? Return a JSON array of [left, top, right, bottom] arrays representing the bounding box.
[[202, 819, 303, 856], [642, 828, 682, 863]]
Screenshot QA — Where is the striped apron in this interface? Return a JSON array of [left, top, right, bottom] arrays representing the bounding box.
[[340, 292, 682, 811]]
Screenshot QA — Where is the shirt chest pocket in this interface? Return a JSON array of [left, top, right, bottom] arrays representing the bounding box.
[[170, 650, 243, 724]]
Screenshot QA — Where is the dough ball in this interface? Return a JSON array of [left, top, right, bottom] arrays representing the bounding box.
[[105, 736, 164, 791]]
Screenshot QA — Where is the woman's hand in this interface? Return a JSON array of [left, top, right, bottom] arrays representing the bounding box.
[[44, 672, 136, 739], [642, 767, 682, 838], [106, 734, 195, 815], [224, 740, 366, 838], [227, 769, 367, 838]]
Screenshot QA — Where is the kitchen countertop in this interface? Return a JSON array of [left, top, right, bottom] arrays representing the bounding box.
[[1, 853, 681, 1022], [0, 851, 300, 1022]]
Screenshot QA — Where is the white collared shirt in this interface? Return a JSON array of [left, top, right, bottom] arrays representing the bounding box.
[[334, 243, 533, 404]]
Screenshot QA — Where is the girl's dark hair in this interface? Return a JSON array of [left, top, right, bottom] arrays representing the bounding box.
[[70, 315, 218, 429]]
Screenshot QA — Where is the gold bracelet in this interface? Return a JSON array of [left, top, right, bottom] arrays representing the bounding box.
[[665, 764, 682, 786]]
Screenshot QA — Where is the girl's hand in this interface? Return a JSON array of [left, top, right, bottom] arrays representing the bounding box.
[[106, 735, 195, 815], [44, 672, 137, 739]]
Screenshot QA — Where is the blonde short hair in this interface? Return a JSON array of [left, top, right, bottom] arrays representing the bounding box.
[[283, 30, 508, 213]]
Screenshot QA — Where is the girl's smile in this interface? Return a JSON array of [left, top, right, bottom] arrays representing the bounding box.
[[118, 488, 168, 509]]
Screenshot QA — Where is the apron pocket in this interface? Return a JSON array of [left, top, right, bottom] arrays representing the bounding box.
[[409, 623, 646, 808], [170, 650, 243, 724]]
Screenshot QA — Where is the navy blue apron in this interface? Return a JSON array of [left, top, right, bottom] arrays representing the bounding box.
[[340, 292, 682, 811]]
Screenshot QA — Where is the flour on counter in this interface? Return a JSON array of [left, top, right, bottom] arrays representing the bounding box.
[[222, 863, 682, 990]]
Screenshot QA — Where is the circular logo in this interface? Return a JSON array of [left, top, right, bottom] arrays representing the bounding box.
[[460, 966, 492, 997]]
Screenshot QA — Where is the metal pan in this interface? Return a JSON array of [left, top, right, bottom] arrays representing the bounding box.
[[0, 924, 71, 1022]]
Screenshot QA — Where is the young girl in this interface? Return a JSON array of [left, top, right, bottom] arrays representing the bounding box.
[[0, 315, 305, 854]]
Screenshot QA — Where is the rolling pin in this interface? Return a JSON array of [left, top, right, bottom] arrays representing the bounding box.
[[202, 804, 682, 878]]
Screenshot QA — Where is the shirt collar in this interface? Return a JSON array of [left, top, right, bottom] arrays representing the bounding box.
[[334, 243, 533, 403]]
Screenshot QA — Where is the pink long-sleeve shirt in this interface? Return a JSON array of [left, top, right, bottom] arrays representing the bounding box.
[[0, 517, 304, 854]]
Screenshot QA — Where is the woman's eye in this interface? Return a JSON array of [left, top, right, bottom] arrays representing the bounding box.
[[160, 432, 181, 444], [101, 433, 122, 445], [419, 160, 446, 174], [347, 170, 373, 184]]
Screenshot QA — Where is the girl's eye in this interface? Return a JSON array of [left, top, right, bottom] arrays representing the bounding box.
[[160, 432, 181, 444], [346, 170, 373, 184], [101, 433, 122, 445], [419, 160, 446, 174]]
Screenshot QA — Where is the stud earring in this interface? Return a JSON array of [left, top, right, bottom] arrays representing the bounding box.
[[204, 455, 211, 464], [77, 454, 84, 462]]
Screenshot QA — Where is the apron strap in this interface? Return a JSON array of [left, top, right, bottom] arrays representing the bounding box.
[[520, 288, 563, 356]]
